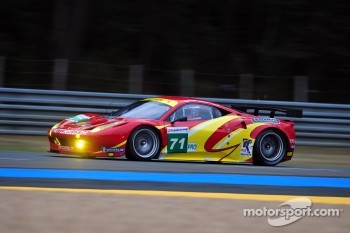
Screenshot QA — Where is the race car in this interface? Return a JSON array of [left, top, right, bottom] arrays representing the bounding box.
[[48, 96, 302, 166]]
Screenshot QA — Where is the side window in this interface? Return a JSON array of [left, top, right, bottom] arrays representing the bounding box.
[[213, 107, 223, 118], [169, 104, 222, 121]]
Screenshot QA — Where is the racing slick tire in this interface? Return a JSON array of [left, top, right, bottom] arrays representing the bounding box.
[[253, 129, 287, 166], [126, 126, 160, 161]]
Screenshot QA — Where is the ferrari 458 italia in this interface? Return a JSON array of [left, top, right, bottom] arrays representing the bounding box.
[[48, 96, 302, 166]]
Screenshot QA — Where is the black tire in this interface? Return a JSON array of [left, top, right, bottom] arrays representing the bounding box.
[[253, 129, 287, 166], [126, 126, 160, 161]]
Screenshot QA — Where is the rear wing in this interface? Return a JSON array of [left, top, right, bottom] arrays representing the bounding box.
[[231, 105, 303, 118]]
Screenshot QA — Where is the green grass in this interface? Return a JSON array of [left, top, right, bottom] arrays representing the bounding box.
[[0, 135, 349, 167], [0, 135, 48, 152]]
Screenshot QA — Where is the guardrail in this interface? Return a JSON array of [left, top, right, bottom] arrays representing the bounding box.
[[1, 87, 349, 147]]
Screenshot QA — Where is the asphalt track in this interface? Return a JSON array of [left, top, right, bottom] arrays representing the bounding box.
[[0, 151, 349, 197]]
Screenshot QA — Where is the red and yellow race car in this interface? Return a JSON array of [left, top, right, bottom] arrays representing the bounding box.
[[48, 96, 302, 166]]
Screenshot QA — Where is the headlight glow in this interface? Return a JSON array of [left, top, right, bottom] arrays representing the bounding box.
[[75, 140, 85, 149]]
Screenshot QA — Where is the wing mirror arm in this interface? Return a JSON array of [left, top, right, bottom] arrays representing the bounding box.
[[171, 116, 188, 124]]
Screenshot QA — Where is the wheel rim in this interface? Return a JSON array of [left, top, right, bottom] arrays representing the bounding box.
[[132, 128, 159, 158], [259, 132, 284, 161]]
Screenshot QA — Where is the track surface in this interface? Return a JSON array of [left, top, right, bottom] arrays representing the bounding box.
[[0, 151, 349, 196]]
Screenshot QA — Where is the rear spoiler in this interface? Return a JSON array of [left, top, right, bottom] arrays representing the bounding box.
[[231, 105, 303, 118]]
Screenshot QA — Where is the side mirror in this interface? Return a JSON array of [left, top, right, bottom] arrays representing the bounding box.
[[171, 116, 188, 124]]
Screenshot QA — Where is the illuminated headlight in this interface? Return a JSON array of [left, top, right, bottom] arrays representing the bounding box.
[[75, 140, 86, 149]]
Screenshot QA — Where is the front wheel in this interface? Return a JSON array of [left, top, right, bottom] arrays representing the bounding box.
[[253, 129, 287, 166], [126, 126, 160, 161]]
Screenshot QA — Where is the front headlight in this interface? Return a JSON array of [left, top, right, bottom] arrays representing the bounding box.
[[75, 140, 86, 150]]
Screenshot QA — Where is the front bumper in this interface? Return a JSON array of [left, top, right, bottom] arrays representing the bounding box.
[[48, 135, 125, 157]]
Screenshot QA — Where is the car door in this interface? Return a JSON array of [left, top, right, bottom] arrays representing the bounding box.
[[163, 103, 237, 161]]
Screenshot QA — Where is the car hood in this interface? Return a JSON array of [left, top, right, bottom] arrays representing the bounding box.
[[54, 113, 127, 131]]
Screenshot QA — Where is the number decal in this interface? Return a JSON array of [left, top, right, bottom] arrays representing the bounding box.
[[167, 127, 189, 153], [169, 138, 178, 150], [178, 138, 185, 149]]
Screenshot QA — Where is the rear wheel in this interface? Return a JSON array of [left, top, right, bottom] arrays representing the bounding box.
[[126, 126, 160, 161], [253, 129, 287, 166]]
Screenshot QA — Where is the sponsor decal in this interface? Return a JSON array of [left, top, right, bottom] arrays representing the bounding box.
[[68, 114, 90, 122], [241, 139, 253, 156], [145, 98, 178, 107], [289, 139, 296, 148], [102, 147, 125, 153], [187, 143, 197, 152], [252, 118, 280, 124], [203, 157, 215, 161], [52, 129, 89, 135], [167, 127, 189, 134], [58, 145, 73, 150]]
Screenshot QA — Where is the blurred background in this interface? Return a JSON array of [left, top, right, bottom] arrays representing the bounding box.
[[0, 0, 349, 103]]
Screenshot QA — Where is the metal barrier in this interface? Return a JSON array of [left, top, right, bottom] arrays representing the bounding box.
[[1, 87, 349, 147]]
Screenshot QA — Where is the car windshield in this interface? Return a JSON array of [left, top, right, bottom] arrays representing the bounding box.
[[111, 101, 171, 120]]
